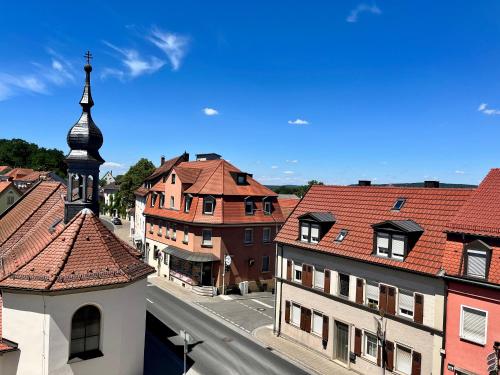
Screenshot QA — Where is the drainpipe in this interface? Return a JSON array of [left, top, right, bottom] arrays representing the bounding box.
[[440, 276, 448, 375], [275, 244, 284, 336]]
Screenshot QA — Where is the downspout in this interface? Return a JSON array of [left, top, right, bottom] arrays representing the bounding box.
[[441, 277, 448, 375], [276, 244, 284, 336]]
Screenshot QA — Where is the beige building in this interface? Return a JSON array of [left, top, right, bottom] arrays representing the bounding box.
[[0, 181, 21, 215], [274, 181, 475, 375]]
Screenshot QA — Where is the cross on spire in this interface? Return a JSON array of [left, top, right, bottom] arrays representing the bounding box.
[[84, 51, 93, 65]]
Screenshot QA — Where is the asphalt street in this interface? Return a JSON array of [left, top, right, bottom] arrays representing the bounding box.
[[145, 285, 308, 375]]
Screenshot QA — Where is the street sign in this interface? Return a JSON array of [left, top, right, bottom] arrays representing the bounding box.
[[179, 329, 193, 344], [225, 255, 232, 266]]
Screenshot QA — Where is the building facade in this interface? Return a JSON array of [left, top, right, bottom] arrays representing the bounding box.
[[143, 155, 285, 295], [0, 181, 21, 215], [0, 57, 154, 375], [274, 181, 477, 374]]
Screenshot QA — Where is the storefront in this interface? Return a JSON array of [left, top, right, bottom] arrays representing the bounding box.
[[163, 246, 218, 286]]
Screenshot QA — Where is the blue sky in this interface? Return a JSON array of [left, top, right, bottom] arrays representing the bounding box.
[[1, 1, 499, 185]]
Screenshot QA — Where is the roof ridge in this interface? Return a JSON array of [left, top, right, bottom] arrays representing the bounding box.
[[0, 182, 62, 247], [46, 213, 86, 290]]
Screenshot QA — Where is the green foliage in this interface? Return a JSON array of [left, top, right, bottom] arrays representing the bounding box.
[[117, 158, 155, 209], [0, 138, 66, 177], [270, 180, 324, 198]]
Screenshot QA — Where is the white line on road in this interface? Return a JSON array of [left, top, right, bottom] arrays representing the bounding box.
[[251, 299, 273, 309], [146, 298, 155, 304]]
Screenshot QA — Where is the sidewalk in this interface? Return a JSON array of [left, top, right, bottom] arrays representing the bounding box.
[[253, 325, 355, 375], [148, 275, 214, 304]]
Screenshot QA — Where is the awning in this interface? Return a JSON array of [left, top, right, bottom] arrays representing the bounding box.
[[162, 245, 219, 263]]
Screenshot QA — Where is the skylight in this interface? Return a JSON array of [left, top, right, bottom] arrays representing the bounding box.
[[335, 229, 348, 242], [392, 198, 406, 211]]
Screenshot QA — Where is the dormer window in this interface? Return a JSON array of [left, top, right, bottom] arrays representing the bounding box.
[[159, 193, 165, 208], [263, 198, 272, 215], [298, 212, 335, 245], [372, 220, 423, 261], [236, 173, 247, 185], [151, 194, 157, 207], [203, 196, 215, 215], [171, 174, 176, 184], [464, 240, 491, 280], [184, 195, 192, 213], [170, 196, 175, 209], [392, 198, 406, 211], [244, 197, 254, 215]]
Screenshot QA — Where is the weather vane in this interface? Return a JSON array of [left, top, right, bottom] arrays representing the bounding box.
[[84, 51, 93, 65]]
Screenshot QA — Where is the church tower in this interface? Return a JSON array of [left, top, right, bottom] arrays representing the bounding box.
[[64, 51, 104, 223]]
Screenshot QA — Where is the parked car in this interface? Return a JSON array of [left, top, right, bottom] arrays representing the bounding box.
[[112, 217, 122, 225]]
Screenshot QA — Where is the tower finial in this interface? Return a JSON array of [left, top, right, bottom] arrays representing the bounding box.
[[84, 50, 93, 65]]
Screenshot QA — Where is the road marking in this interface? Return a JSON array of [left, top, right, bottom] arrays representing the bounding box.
[[251, 299, 273, 309], [146, 298, 155, 304]]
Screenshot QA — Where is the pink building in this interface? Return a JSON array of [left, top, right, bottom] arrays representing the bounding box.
[[442, 169, 500, 375]]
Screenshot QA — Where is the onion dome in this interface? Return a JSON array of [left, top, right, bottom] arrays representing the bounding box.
[[66, 52, 104, 164]]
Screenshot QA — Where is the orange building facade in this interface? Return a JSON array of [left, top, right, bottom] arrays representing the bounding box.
[[143, 154, 285, 295]]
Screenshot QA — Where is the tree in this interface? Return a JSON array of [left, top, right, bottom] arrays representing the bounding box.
[[117, 158, 155, 209]]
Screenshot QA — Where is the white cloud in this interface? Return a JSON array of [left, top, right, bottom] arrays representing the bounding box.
[[103, 41, 165, 78], [0, 73, 47, 101], [148, 28, 189, 71], [346, 4, 382, 23], [478, 103, 500, 115], [271, 166, 279, 169], [103, 161, 125, 169], [455, 170, 465, 174], [284, 171, 294, 175], [100, 68, 125, 81], [286, 159, 299, 164], [288, 118, 309, 125], [203, 107, 219, 116]]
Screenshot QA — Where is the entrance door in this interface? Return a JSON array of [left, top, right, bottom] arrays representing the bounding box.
[[334, 321, 349, 363], [201, 262, 212, 285]]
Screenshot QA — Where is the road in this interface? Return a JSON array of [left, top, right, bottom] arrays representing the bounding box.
[[145, 285, 309, 375]]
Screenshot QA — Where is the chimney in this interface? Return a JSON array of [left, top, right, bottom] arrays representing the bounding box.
[[424, 180, 440, 188], [358, 180, 371, 186], [196, 153, 222, 161], [160, 156, 165, 166]]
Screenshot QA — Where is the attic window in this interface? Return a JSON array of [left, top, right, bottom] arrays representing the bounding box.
[[263, 199, 272, 215], [375, 232, 407, 260], [236, 173, 247, 185], [464, 240, 492, 280], [301, 223, 320, 244], [203, 196, 215, 215], [335, 229, 348, 242], [171, 174, 176, 184], [392, 198, 406, 211], [244, 197, 254, 215], [151, 194, 157, 207]]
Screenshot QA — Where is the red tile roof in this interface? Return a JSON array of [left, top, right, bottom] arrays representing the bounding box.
[[275, 185, 474, 276], [0, 166, 11, 174], [446, 169, 500, 238], [4, 168, 35, 180], [134, 186, 149, 197], [145, 154, 188, 182], [278, 196, 300, 219]]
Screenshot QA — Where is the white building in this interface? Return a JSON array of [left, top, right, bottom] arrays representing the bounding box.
[[0, 58, 155, 375]]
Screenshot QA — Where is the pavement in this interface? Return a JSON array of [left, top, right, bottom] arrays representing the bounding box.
[[100, 214, 133, 244], [145, 282, 309, 375]]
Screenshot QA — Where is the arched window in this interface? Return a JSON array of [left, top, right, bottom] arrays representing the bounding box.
[[70, 305, 102, 360]]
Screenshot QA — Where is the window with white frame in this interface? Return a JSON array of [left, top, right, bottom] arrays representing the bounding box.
[[172, 224, 177, 240], [263, 200, 272, 215], [313, 268, 324, 289], [158, 222, 163, 236], [203, 197, 215, 214], [263, 227, 271, 243], [364, 332, 378, 362], [171, 173, 176, 184], [183, 226, 189, 243], [339, 273, 350, 298], [460, 306, 487, 345], [291, 303, 301, 326], [151, 194, 157, 207], [395, 344, 412, 375], [312, 311, 323, 335], [245, 199, 254, 215], [466, 249, 487, 279], [244, 228, 253, 244], [294, 264, 302, 282], [170, 196, 175, 209], [376, 232, 389, 256], [398, 289, 414, 318], [184, 195, 192, 213], [300, 222, 321, 244], [159, 193, 165, 208], [310, 224, 320, 243], [301, 223, 310, 242], [391, 234, 405, 260], [366, 280, 379, 308], [165, 222, 170, 238], [202, 229, 212, 246]]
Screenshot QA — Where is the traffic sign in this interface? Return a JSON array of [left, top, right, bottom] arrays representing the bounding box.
[[225, 255, 232, 266]]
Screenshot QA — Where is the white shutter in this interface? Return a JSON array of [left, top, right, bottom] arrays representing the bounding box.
[[467, 250, 487, 278], [396, 345, 412, 374], [292, 304, 301, 326], [312, 312, 323, 335], [311, 224, 320, 243], [462, 307, 487, 344], [314, 269, 324, 289], [399, 289, 414, 313], [377, 233, 389, 255], [301, 223, 310, 241], [392, 235, 405, 258], [366, 281, 379, 302]]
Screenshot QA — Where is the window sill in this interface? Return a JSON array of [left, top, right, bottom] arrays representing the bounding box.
[[68, 350, 103, 363], [201, 244, 213, 248], [261, 270, 271, 274], [459, 336, 486, 346], [182, 241, 189, 245], [263, 241, 272, 244], [244, 242, 254, 246], [202, 212, 214, 216]]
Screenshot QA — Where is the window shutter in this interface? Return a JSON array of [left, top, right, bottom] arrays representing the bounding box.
[[411, 351, 422, 375], [285, 301, 290, 323], [300, 306, 306, 331], [462, 307, 487, 344], [302, 264, 308, 286], [392, 235, 406, 258], [387, 287, 396, 315], [305, 309, 312, 333], [414, 293, 424, 324], [287, 260, 292, 280], [377, 345, 381, 366], [379, 285, 387, 313], [467, 250, 487, 278], [354, 328, 362, 356], [356, 278, 364, 304], [301, 223, 309, 241], [322, 316, 329, 342], [324, 270, 331, 294], [385, 340, 394, 371]]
